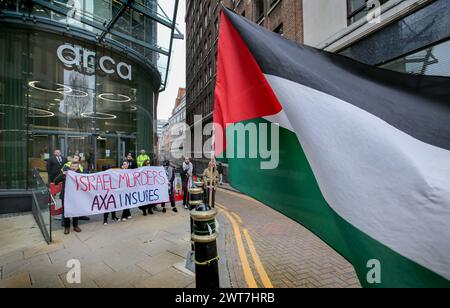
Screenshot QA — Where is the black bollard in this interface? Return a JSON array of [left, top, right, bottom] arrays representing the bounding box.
[[189, 186, 204, 251], [191, 202, 220, 288]]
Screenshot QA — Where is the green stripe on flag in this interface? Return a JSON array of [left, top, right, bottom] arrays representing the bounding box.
[[225, 118, 450, 288]]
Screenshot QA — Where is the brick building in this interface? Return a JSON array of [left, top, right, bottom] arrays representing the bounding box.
[[185, 0, 303, 173]]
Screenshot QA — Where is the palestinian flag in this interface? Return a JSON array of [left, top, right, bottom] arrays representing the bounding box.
[[213, 8, 450, 288]]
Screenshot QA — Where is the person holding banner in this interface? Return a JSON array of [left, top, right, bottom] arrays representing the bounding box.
[[54, 162, 82, 235], [139, 159, 155, 216], [120, 161, 133, 221], [61, 154, 91, 224], [102, 165, 120, 225]]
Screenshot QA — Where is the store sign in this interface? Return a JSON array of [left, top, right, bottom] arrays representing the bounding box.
[[57, 44, 132, 81]]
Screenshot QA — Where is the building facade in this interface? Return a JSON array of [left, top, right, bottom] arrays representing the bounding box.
[[159, 88, 186, 165], [303, 0, 450, 76], [0, 0, 179, 213], [157, 120, 169, 140], [185, 0, 303, 173]]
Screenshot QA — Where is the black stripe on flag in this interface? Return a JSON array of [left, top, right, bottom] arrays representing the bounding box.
[[224, 9, 450, 151]]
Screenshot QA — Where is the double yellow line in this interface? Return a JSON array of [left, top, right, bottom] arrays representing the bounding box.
[[216, 203, 273, 288]]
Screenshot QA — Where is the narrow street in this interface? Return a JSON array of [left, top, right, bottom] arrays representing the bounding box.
[[216, 188, 361, 288]]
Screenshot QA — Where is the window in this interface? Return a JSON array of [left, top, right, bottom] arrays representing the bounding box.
[[347, 0, 390, 25], [274, 23, 284, 36], [255, 0, 265, 22], [380, 40, 450, 77], [270, 0, 281, 9]]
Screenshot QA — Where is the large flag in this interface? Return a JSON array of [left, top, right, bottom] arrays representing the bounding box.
[[214, 8, 450, 288]]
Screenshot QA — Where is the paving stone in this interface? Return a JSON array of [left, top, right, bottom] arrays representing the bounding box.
[[133, 267, 194, 288], [0, 272, 31, 288], [94, 264, 151, 288], [136, 251, 184, 276]]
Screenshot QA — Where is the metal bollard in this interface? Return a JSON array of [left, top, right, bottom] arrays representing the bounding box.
[[189, 185, 204, 251], [191, 202, 220, 288]]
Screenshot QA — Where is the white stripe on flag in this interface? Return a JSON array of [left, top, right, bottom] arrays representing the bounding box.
[[265, 74, 450, 280]]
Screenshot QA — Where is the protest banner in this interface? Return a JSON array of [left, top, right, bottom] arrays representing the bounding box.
[[64, 167, 170, 218]]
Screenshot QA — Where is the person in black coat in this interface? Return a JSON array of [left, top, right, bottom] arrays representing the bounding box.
[[47, 149, 67, 183], [161, 160, 177, 213], [125, 153, 138, 170], [54, 162, 82, 235], [121, 161, 133, 221]]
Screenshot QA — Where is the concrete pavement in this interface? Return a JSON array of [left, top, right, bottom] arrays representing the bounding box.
[[0, 187, 361, 288], [0, 208, 197, 288]]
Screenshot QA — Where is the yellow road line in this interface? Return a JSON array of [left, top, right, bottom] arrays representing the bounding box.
[[217, 202, 274, 288], [216, 203, 228, 210], [218, 208, 258, 288], [231, 212, 243, 224], [242, 228, 274, 288], [218, 188, 260, 203]]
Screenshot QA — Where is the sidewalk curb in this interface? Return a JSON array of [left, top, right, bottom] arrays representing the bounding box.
[[218, 183, 240, 194]]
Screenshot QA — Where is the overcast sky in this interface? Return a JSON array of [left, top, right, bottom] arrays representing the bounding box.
[[157, 0, 186, 121]]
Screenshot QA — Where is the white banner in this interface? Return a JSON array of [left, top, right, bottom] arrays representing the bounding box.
[[64, 167, 170, 218]]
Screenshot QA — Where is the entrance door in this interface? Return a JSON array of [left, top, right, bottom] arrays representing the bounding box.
[[95, 135, 118, 171]]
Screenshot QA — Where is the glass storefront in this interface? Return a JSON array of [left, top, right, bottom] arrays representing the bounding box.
[[380, 39, 450, 77], [0, 27, 156, 189]]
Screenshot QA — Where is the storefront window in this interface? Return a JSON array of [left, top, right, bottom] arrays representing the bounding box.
[[0, 28, 156, 189]]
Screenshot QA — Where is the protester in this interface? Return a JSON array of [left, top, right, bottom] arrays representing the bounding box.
[[58, 154, 90, 226], [139, 160, 155, 216], [137, 149, 150, 168], [54, 162, 82, 235], [126, 153, 138, 169], [62, 154, 84, 173], [121, 161, 133, 221], [217, 163, 224, 186], [161, 160, 177, 213], [202, 161, 220, 208], [46, 149, 67, 184], [103, 165, 119, 225], [181, 157, 193, 209]]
